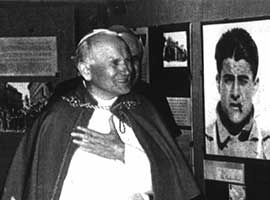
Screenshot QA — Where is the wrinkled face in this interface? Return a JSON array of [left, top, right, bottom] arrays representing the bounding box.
[[217, 58, 258, 124], [88, 37, 132, 99]]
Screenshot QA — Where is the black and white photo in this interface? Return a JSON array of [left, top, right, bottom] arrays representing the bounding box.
[[203, 18, 270, 159]]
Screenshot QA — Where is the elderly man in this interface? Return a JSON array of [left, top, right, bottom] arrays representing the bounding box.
[[51, 25, 180, 138], [2, 29, 200, 200]]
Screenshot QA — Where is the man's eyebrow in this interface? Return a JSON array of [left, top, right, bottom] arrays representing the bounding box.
[[222, 74, 234, 78], [222, 73, 249, 78], [237, 75, 249, 79]]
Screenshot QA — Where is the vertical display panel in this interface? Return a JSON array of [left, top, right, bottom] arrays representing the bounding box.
[[202, 18, 270, 160]]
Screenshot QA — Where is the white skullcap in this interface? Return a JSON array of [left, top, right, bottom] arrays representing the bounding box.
[[77, 29, 118, 47]]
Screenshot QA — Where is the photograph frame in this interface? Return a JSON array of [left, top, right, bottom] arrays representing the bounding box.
[[0, 81, 54, 135], [159, 23, 190, 69], [202, 16, 270, 161]]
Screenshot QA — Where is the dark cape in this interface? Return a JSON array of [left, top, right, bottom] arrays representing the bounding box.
[[1, 82, 200, 200]]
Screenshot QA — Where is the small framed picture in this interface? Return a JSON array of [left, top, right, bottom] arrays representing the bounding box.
[[202, 17, 270, 160], [160, 23, 189, 68], [0, 81, 53, 134]]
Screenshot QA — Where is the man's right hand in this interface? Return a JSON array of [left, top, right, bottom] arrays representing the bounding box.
[[71, 115, 125, 163]]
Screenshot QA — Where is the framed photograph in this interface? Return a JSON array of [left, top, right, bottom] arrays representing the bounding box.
[[0, 81, 53, 134], [0, 36, 58, 77], [161, 24, 189, 68], [202, 17, 270, 160]]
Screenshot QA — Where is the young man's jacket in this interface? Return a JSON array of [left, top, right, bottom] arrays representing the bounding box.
[[1, 81, 200, 200]]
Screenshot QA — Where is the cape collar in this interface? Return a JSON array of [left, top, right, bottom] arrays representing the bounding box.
[[61, 80, 140, 112]]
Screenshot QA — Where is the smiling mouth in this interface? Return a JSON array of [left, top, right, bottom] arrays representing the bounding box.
[[230, 103, 242, 112], [117, 76, 130, 83], [118, 79, 128, 83], [116, 79, 131, 86]]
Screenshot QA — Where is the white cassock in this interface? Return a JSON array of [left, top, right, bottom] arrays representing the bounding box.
[[59, 95, 152, 200]]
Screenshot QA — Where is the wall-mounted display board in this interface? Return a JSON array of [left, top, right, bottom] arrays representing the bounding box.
[[148, 23, 194, 169], [202, 17, 270, 200], [0, 37, 58, 77], [149, 23, 190, 97]]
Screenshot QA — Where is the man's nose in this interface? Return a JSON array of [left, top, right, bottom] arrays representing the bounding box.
[[118, 60, 131, 75], [230, 81, 240, 100]]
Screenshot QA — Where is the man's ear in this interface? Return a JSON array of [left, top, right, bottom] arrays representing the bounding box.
[[253, 77, 259, 95], [216, 74, 221, 93], [77, 61, 92, 81]]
